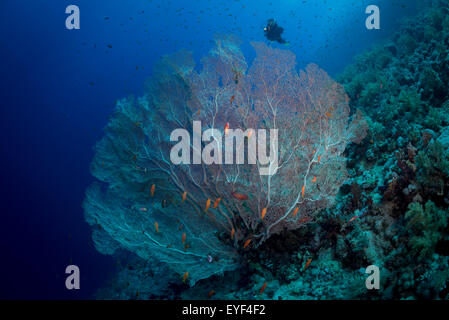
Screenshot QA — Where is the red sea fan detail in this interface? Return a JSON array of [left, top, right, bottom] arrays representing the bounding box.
[[84, 35, 367, 285]]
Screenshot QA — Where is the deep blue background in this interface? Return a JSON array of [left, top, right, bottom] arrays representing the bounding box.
[[0, 0, 424, 299]]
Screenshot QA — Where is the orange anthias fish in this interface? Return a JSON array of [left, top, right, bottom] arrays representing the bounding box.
[[293, 207, 299, 217], [317, 155, 321, 163], [348, 215, 359, 224], [303, 258, 312, 270], [208, 290, 215, 298], [150, 184, 155, 197], [182, 232, 186, 244], [154, 221, 159, 233], [301, 185, 305, 198], [260, 282, 267, 294], [231, 192, 249, 201], [230, 95, 235, 104], [182, 272, 189, 283], [213, 198, 221, 208], [312, 176, 317, 183], [231, 228, 235, 240], [243, 238, 252, 249], [224, 122, 230, 136], [261, 207, 267, 220], [182, 191, 187, 202], [205, 198, 211, 212]]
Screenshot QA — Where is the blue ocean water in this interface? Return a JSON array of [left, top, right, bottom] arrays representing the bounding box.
[[0, 0, 426, 299]]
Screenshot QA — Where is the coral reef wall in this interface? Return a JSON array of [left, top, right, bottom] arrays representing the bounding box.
[[330, 0, 449, 299], [88, 1, 449, 300]]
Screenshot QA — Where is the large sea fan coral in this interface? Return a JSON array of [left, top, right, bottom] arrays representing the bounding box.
[[84, 35, 367, 285]]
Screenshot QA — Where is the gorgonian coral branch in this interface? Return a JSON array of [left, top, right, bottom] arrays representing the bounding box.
[[84, 35, 367, 285]]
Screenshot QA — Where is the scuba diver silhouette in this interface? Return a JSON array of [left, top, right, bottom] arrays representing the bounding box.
[[264, 19, 289, 45]]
